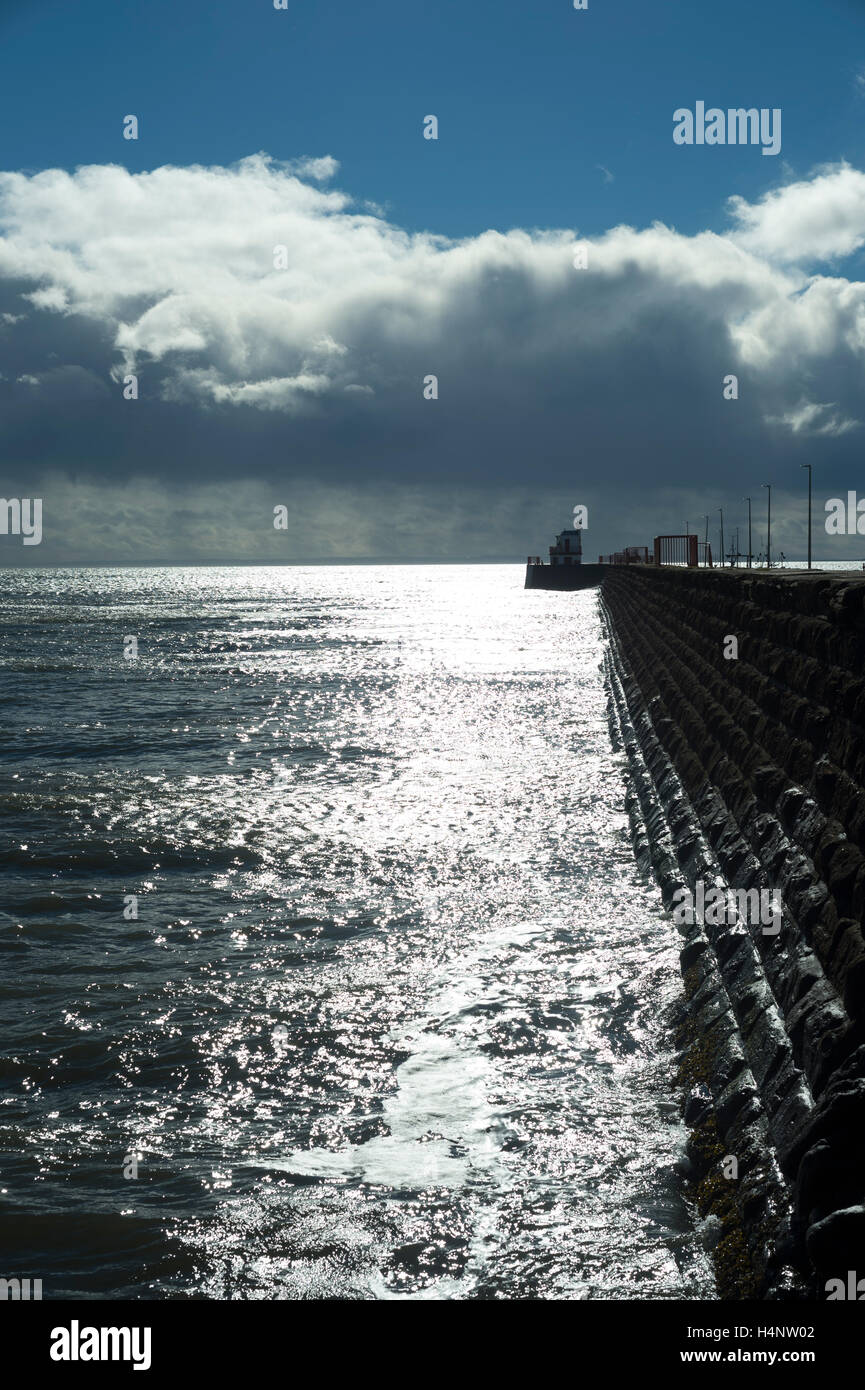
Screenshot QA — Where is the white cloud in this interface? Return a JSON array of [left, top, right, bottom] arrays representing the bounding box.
[[0, 155, 789, 411], [282, 155, 340, 182], [728, 162, 865, 263], [766, 398, 860, 436], [2, 150, 865, 499], [164, 368, 333, 410], [26, 286, 68, 311]]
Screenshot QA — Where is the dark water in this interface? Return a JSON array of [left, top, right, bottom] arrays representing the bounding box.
[[0, 565, 713, 1299]]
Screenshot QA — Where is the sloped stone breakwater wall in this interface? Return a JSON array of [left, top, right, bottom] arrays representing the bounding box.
[[600, 566, 865, 1299]]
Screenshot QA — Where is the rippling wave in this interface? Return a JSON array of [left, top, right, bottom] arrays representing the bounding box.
[[0, 565, 713, 1299]]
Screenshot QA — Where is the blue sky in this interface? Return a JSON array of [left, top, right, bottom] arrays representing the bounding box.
[[3, 0, 865, 243], [3, 0, 865, 562]]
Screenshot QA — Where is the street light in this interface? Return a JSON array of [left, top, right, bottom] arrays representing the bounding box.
[[801, 464, 812, 570], [719, 507, 725, 568], [762, 483, 772, 568], [743, 496, 752, 568]]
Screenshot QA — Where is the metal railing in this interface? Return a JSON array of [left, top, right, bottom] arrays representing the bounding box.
[[653, 535, 699, 567]]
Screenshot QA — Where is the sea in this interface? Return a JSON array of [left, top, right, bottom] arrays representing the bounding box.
[[0, 564, 727, 1299]]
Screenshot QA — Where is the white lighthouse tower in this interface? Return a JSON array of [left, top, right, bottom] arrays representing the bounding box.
[[549, 523, 583, 566]]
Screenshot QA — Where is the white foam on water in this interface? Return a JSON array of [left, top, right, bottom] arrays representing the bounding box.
[[267, 923, 546, 1295]]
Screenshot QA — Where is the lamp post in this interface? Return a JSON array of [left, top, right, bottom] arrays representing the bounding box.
[[743, 496, 752, 568], [703, 514, 709, 566], [801, 464, 812, 570], [719, 508, 725, 568], [762, 483, 772, 568]]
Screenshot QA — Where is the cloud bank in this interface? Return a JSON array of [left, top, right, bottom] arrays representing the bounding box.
[[2, 153, 865, 560]]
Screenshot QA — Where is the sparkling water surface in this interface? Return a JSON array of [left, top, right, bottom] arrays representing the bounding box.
[[0, 565, 713, 1299]]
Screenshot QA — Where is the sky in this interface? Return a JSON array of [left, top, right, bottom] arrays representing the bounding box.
[[2, 0, 865, 562]]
